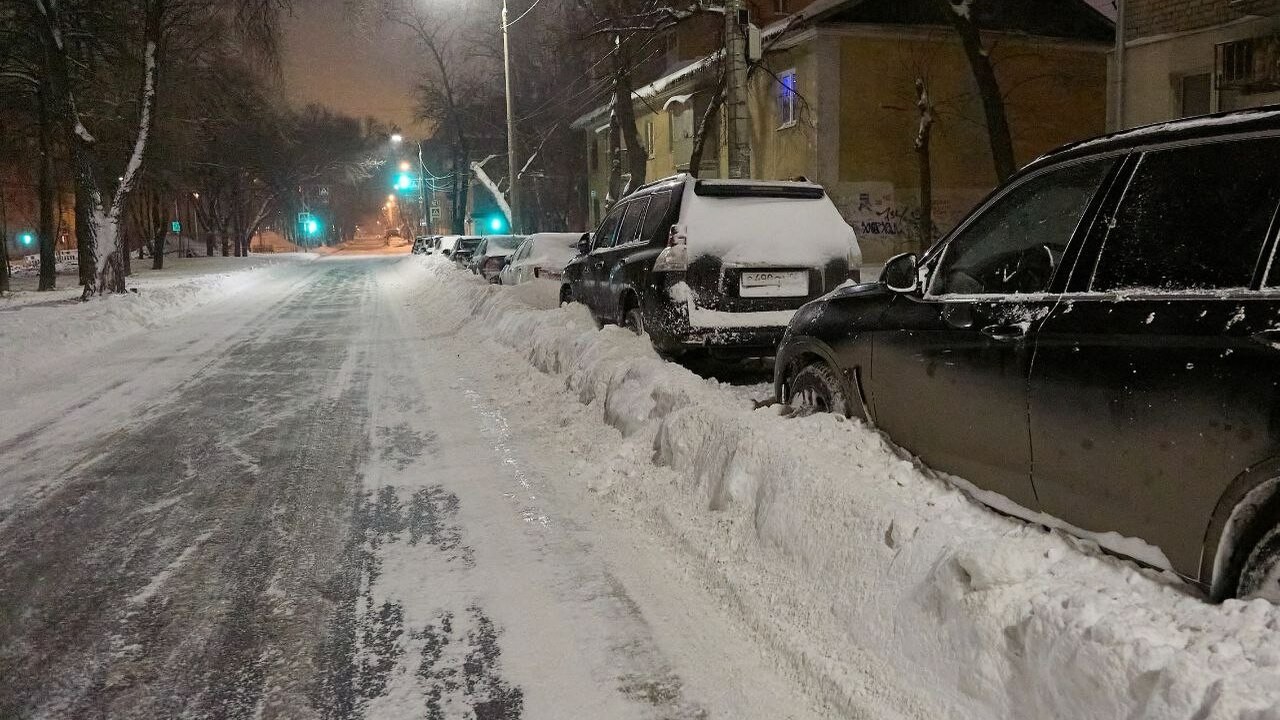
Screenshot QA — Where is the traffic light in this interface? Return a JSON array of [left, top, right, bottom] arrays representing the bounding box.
[[487, 215, 507, 233], [306, 218, 320, 236], [394, 173, 414, 192], [18, 232, 35, 247]]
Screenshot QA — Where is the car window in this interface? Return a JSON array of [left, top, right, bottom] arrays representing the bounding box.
[[932, 159, 1112, 296], [615, 197, 651, 247], [1094, 138, 1280, 293], [640, 189, 673, 243], [593, 204, 625, 250]]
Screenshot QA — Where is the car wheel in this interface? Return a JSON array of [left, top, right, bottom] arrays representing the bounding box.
[[788, 362, 849, 417], [624, 306, 645, 336], [1238, 521, 1280, 602]]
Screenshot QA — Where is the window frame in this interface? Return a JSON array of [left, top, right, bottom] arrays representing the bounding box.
[[646, 121, 656, 159], [777, 69, 798, 130], [1080, 134, 1280, 297], [592, 202, 626, 252], [612, 196, 653, 250], [924, 155, 1118, 300]]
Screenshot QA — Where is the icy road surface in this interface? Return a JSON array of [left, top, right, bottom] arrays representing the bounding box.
[[0, 258, 818, 719]]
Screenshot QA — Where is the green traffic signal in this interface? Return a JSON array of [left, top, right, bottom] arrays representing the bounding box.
[[394, 173, 414, 192], [19, 232, 35, 247]]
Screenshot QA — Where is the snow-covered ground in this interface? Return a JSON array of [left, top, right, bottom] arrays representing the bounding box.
[[396, 255, 1280, 720], [3, 252, 1277, 719], [0, 254, 316, 385]]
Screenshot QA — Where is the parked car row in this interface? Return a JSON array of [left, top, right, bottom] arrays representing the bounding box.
[[424, 109, 1280, 604]]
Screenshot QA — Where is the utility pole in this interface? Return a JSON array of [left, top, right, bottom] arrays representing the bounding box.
[[724, 0, 752, 179], [502, 0, 521, 232]]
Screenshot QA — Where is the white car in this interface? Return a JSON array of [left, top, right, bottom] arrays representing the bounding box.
[[500, 232, 585, 307], [500, 233, 582, 284], [436, 235, 462, 258]]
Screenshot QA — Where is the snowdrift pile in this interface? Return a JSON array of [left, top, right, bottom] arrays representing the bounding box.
[[404, 257, 1280, 720]]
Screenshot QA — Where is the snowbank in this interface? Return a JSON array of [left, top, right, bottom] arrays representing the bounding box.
[[0, 255, 314, 385], [401, 257, 1280, 720]]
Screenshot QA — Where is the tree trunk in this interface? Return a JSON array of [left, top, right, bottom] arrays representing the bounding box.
[[690, 77, 727, 179], [151, 189, 167, 270], [915, 77, 935, 254], [37, 78, 58, 291], [938, 0, 1016, 183], [611, 35, 647, 195]]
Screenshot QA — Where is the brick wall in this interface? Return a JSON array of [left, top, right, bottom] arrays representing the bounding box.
[[1127, 0, 1280, 40]]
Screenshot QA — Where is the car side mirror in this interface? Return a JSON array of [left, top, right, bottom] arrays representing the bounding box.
[[882, 253, 920, 294], [577, 233, 592, 255]]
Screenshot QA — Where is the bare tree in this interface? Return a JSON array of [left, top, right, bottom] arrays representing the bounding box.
[[936, 0, 1016, 183]]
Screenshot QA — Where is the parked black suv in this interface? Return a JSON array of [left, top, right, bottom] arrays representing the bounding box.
[[563, 175, 861, 358], [775, 107, 1280, 602]]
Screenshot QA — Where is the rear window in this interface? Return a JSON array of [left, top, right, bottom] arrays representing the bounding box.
[[1091, 137, 1280, 292], [458, 238, 481, 251], [487, 235, 522, 250]]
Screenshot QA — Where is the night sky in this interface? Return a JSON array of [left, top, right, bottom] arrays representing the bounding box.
[[281, 0, 423, 133]]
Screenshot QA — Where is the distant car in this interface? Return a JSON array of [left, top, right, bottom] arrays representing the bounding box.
[[775, 107, 1280, 603], [500, 232, 582, 288], [562, 174, 860, 359], [437, 235, 462, 258], [451, 236, 482, 266], [469, 235, 524, 283], [412, 235, 437, 255]]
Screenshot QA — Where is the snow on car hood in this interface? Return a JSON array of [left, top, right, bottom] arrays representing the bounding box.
[[680, 183, 858, 267]]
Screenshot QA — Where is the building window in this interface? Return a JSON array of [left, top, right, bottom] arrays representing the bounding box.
[[646, 121, 655, 159], [1181, 73, 1212, 117], [777, 69, 798, 128]]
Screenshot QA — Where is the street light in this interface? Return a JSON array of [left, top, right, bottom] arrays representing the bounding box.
[[390, 133, 403, 144], [399, 161, 411, 171], [19, 232, 35, 248]]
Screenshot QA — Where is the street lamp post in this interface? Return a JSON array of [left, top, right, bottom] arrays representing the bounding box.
[[502, 0, 520, 233]]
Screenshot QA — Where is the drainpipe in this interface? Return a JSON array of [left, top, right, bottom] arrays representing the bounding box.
[[1114, 0, 1126, 131]]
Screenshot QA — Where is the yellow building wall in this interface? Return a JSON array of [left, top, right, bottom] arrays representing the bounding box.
[[748, 44, 821, 183], [834, 30, 1108, 262]]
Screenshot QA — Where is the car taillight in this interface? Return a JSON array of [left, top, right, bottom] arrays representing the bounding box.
[[667, 223, 688, 247], [655, 224, 689, 272]]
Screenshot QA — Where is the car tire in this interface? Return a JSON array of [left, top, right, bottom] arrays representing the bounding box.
[[788, 362, 850, 417], [559, 286, 574, 306], [489, 276, 501, 285], [1237, 520, 1280, 602], [624, 306, 645, 336]]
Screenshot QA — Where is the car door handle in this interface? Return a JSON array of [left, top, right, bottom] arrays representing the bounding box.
[[1251, 329, 1280, 348], [981, 323, 1029, 342]]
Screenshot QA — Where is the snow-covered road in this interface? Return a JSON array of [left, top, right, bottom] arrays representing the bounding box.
[[4, 254, 1280, 720], [0, 257, 822, 719]]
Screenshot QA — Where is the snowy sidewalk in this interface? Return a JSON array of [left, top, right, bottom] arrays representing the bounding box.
[[399, 255, 1280, 720]]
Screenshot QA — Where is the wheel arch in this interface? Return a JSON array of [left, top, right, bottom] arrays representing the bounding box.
[[1203, 457, 1280, 600], [775, 336, 868, 421]]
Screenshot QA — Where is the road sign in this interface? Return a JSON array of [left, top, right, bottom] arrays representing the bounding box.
[[298, 211, 312, 224], [171, 221, 181, 233], [429, 207, 441, 221]]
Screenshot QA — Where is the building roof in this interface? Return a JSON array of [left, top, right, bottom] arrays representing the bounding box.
[[815, 0, 1113, 42], [571, 0, 1115, 129]]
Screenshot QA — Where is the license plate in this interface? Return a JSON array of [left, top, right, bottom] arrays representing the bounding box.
[[739, 271, 808, 297]]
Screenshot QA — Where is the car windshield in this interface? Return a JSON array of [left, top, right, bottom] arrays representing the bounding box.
[[458, 237, 481, 251]]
